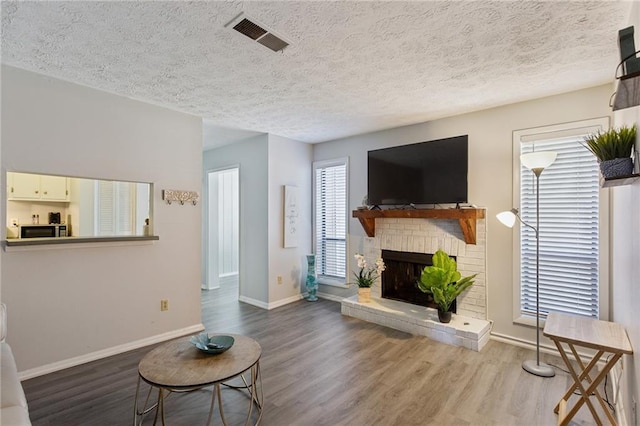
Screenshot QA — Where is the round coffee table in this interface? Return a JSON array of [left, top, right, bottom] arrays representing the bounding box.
[[133, 333, 262, 425]]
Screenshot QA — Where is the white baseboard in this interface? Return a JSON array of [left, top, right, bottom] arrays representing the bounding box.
[[267, 293, 305, 309], [238, 295, 269, 309], [201, 282, 220, 290], [490, 332, 609, 364], [239, 293, 307, 310], [317, 291, 345, 303], [18, 323, 205, 381], [490, 332, 559, 356]]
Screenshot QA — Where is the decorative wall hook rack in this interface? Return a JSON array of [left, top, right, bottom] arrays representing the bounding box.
[[162, 190, 199, 206]]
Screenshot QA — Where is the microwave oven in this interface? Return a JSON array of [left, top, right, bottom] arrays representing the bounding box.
[[19, 224, 68, 239]]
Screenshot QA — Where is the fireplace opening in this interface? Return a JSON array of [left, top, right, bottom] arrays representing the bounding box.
[[381, 249, 456, 312]]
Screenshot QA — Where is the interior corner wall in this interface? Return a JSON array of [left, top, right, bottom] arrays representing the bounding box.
[[267, 134, 312, 306], [610, 2, 640, 422], [202, 135, 269, 306], [313, 84, 614, 346], [1, 65, 203, 374], [611, 105, 640, 426]]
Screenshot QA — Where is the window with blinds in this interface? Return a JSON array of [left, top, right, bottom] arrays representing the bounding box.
[[519, 130, 601, 319], [96, 181, 136, 236], [313, 159, 348, 279]]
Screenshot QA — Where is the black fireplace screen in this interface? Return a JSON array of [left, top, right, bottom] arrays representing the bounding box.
[[381, 249, 456, 312]]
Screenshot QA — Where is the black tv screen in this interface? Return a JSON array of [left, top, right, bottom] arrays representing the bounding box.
[[367, 135, 468, 206]]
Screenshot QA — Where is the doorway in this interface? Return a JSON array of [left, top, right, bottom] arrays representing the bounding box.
[[206, 167, 239, 299]]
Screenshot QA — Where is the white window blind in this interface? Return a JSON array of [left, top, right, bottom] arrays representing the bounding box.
[[96, 181, 136, 236], [520, 136, 599, 319], [314, 160, 347, 279]]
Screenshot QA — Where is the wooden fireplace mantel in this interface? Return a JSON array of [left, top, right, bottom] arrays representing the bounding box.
[[352, 208, 486, 245]]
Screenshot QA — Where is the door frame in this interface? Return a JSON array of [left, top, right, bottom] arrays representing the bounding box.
[[204, 165, 240, 296]]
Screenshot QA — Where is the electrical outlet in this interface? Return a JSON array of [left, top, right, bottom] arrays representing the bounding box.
[[160, 299, 169, 311], [277, 276, 283, 285], [10, 218, 18, 227]]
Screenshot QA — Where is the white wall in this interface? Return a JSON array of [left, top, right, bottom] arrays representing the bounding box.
[[611, 105, 640, 426], [203, 135, 269, 305], [313, 84, 614, 345], [1, 66, 203, 374], [610, 3, 640, 422], [267, 134, 313, 305], [202, 133, 312, 308]]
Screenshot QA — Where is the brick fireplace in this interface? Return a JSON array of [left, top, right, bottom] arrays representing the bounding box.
[[341, 214, 491, 350]]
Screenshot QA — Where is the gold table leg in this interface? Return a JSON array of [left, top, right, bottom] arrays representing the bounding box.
[[243, 361, 263, 426], [136, 360, 263, 425], [134, 376, 163, 426]]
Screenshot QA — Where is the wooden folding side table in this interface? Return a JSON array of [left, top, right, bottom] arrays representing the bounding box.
[[543, 312, 633, 426]]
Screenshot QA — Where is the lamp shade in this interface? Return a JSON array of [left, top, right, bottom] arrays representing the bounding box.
[[520, 152, 557, 171], [496, 209, 518, 228]]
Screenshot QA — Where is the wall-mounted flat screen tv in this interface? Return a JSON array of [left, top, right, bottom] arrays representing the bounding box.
[[367, 135, 468, 206]]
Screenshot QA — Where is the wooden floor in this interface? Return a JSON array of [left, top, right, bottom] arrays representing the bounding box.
[[22, 283, 605, 425]]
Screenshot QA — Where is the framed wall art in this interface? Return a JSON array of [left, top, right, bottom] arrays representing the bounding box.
[[283, 185, 298, 248]]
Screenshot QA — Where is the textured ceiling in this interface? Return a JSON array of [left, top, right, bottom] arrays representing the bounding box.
[[1, 1, 632, 148]]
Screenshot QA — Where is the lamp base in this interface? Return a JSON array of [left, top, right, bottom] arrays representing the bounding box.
[[522, 359, 555, 377]]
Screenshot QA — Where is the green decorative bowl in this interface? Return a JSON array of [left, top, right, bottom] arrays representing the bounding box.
[[189, 333, 235, 355]]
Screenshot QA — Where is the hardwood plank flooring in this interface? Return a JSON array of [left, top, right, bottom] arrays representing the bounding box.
[[22, 284, 607, 425]]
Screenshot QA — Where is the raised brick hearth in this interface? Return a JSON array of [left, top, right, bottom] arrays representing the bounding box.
[[342, 295, 491, 351], [341, 214, 491, 350]]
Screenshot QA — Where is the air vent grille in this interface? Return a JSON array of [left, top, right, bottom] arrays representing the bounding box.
[[233, 18, 267, 41], [257, 33, 289, 52], [226, 13, 290, 53]]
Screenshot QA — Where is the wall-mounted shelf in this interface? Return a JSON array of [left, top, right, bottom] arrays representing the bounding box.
[[600, 173, 640, 188], [352, 208, 486, 245]]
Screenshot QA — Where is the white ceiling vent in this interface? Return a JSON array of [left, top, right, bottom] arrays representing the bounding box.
[[226, 12, 290, 53]]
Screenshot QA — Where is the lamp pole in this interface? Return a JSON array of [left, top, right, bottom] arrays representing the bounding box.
[[521, 166, 555, 378], [534, 168, 542, 369]]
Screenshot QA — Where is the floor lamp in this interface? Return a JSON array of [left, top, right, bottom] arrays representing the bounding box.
[[497, 151, 557, 378]]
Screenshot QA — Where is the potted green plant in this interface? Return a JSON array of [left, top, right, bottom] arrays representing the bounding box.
[[583, 124, 636, 178], [352, 253, 385, 303], [417, 249, 476, 323]]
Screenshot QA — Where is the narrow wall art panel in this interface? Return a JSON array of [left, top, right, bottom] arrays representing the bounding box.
[[284, 185, 298, 248]]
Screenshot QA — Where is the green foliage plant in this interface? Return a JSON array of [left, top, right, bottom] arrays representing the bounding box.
[[417, 249, 476, 313], [583, 124, 636, 162]]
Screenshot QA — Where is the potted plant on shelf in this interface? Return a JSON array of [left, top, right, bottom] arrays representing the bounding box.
[[583, 124, 636, 179], [352, 253, 385, 303], [417, 249, 476, 323]]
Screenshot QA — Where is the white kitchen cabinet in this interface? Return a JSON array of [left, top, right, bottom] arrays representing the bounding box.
[[40, 175, 69, 201], [8, 172, 40, 199], [7, 172, 70, 202]]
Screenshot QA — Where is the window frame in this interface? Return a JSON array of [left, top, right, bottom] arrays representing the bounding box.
[[511, 118, 610, 325], [312, 157, 349, 287]]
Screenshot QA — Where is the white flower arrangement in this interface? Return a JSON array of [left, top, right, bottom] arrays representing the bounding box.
[[352, 253, 386, 288]]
